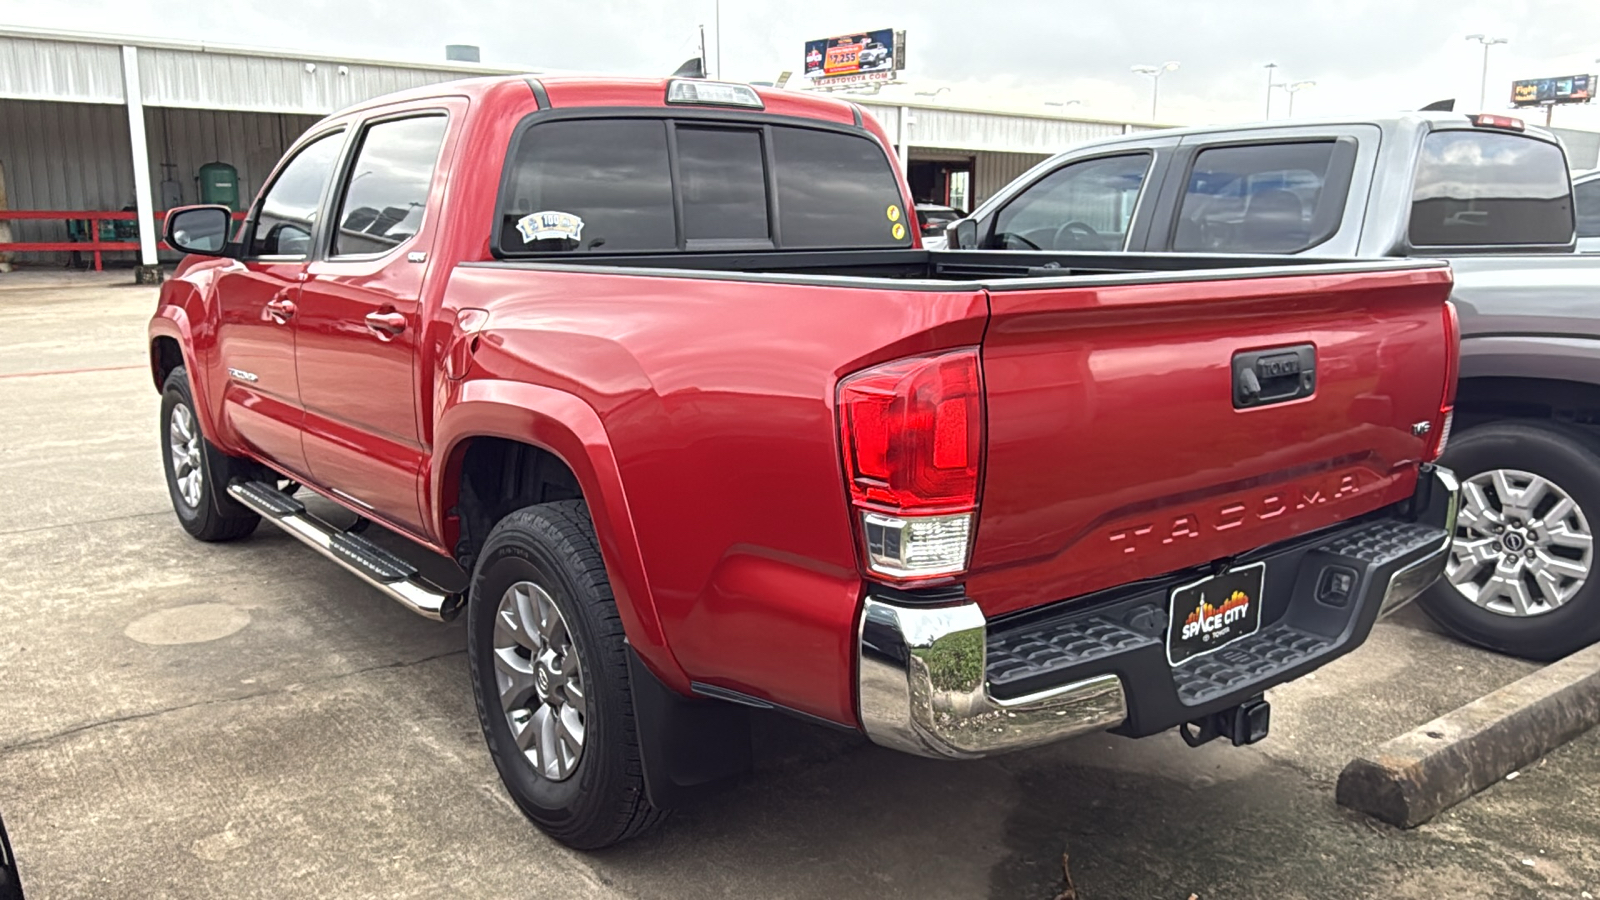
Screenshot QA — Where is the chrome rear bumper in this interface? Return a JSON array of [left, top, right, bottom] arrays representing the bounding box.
[[856, 466, 1458, 760]]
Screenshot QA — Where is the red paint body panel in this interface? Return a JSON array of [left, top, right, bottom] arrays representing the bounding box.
[[147, 74, 1455, 729], [966, 268, 1455, 616], [442, 266, 988, 721]]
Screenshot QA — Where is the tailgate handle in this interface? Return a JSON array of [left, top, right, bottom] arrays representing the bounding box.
[[1233, 344, 1316, 409]]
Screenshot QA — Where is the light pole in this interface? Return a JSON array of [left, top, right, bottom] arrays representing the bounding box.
[[1264, 62, 1279, 118], [1466, 34, 1508, 110], [1280, 80, 1316, 116], [1132, 61, 1179, 121]]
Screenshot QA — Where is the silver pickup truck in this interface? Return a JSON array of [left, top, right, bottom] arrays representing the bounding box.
[[946, 111, 1600, 660]]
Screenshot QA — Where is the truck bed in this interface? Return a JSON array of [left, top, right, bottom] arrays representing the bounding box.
[[469, 248, 1444, 288]]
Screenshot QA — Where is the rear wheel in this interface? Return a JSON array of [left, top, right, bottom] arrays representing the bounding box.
[[159, 367, 260, 542], [466, 500, 665, 849], [1418, 421, 1600, 659]]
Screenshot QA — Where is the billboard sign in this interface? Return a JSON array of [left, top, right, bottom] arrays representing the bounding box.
[[1511, 74, 1594, 107], [803, 28, 901, 86]]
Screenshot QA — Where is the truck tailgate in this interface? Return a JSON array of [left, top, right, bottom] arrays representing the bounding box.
[[966, 263, 1455, 618]]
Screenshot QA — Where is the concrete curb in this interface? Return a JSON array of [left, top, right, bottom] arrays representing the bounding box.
[[1336, 641, 1600, 828]]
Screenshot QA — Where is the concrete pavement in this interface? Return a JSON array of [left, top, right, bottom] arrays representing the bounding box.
[[0, 271, 1594, 899]]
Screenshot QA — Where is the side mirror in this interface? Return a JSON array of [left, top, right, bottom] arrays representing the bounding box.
[[164, 205, 233, 256], [946, 218, 979, 250]]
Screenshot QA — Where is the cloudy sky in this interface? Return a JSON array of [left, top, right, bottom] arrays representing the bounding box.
[[6, 0, 1600, 128]]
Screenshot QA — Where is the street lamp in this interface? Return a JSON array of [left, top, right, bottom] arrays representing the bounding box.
[[1132, 61, 1179, 121], [1466, 34, 1508, 111], [915, 87, 951, 100], [1264, 62, 1279, 118], [1045, 99, 1083, 108], [1280, 80, 1316, 116]]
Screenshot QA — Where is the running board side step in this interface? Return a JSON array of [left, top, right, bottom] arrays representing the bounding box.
[[228, 481, 464, 622]]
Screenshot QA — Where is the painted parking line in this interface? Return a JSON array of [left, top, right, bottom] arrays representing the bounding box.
[[0, 363, 144, 379]]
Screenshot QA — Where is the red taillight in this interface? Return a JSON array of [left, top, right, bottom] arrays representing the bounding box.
[[838, 348, 983, 581], [838, 348, 981, 514], [1426, 301, 1460, 462], [1472, 114, 1525, 131]]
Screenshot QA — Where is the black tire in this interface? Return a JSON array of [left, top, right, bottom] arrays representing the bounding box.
[[1418, 421, 1600, 660], [466, 500, 665, 849], [159, 367, 260, 542]]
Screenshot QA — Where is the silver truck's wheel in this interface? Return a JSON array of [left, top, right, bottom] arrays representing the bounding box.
[[494, 580, 587, 781], [1445, 468, 1592, 617], [1419, 421, 1600, 660]]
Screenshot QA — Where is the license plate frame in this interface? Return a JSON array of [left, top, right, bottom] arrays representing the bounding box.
[[1166, 562, 1266, 666]]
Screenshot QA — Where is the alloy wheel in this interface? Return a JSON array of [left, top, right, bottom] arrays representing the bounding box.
[[1445, 468, 1593, 617], [493, 580, 586, 780], [168, 403, 204, 509]]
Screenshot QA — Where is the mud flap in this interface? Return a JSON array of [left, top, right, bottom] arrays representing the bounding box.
[[628, 650, 753, 808]]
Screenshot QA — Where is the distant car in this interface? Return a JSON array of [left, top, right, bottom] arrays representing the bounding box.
[[916, 204, 963, 249], [859, 41, 891, 70], [1575, 169, 1600, 253]]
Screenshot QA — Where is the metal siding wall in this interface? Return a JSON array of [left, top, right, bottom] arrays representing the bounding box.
[[857, 101, 1136, 154], [972, 150, 1051, 206], [0, 36, 123, 103], [0, 99, 318, 263], [145, 106, 322, 210], [0, 98, 134, 259], [138, 47, 482, 115]]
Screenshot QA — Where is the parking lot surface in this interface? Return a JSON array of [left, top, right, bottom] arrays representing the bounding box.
[[1, 272, 1597, 899]]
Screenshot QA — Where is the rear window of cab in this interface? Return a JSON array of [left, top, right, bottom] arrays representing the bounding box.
[[1409, 129, 1573, 247], [495, 117, 915, 255]]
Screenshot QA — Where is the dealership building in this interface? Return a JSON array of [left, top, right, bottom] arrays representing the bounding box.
[[0, 25, 1163, 273], [3, 25, 1596, 276]]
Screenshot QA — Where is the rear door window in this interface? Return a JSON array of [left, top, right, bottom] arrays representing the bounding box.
[[1411, 130, 1575, 247], [990, 154, 1150, 251], [1577, 177, 1600, 238], [1172, 141, 1349, 253], [330, 115, 448, 257]]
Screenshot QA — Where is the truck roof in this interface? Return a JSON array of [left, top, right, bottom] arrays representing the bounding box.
[[1066, 110, 1561, 153], [327, 74, 861, 127]]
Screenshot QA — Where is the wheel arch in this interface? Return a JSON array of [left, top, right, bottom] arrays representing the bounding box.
[[432, 379, 687, 691]]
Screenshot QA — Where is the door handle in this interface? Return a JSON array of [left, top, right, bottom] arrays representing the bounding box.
[[265, 298, 296, 325], [365, 310, 408, 340]]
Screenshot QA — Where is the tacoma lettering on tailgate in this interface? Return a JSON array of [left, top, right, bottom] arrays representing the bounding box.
[[1107, 469, 1365, 556]]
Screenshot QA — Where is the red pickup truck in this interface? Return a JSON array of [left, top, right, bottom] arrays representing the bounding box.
[[149, 75, 1460, 849]]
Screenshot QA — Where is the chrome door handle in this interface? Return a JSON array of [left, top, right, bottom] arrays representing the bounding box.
[[265, 298, 296, 324], [365, 310, 408, 339]]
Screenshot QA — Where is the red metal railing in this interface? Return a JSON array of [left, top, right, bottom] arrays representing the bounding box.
[[0, 210, 247, 271]]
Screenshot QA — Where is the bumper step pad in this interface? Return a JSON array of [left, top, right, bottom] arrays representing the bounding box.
[[983, 515, 1449, 736]]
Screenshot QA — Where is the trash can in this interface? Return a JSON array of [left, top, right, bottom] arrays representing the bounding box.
[[196, 162, 241, 211]]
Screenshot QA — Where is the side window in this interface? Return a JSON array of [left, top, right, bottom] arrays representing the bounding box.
[[330, 115, 449, 257], [1577, 178, 1600, 238], [500, 119, 674, 252], [677, 127, 770, 245], [990, 154, 1150, 251], [1172, 141, 1348, 254], [248, 131, 344, 258], [1411, 130, 1575, 247]]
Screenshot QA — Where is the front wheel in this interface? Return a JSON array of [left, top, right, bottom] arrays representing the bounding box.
[[466, 500, 665, 849], [1417, 421, 1600, 659], [159, 367, 260, 542]]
